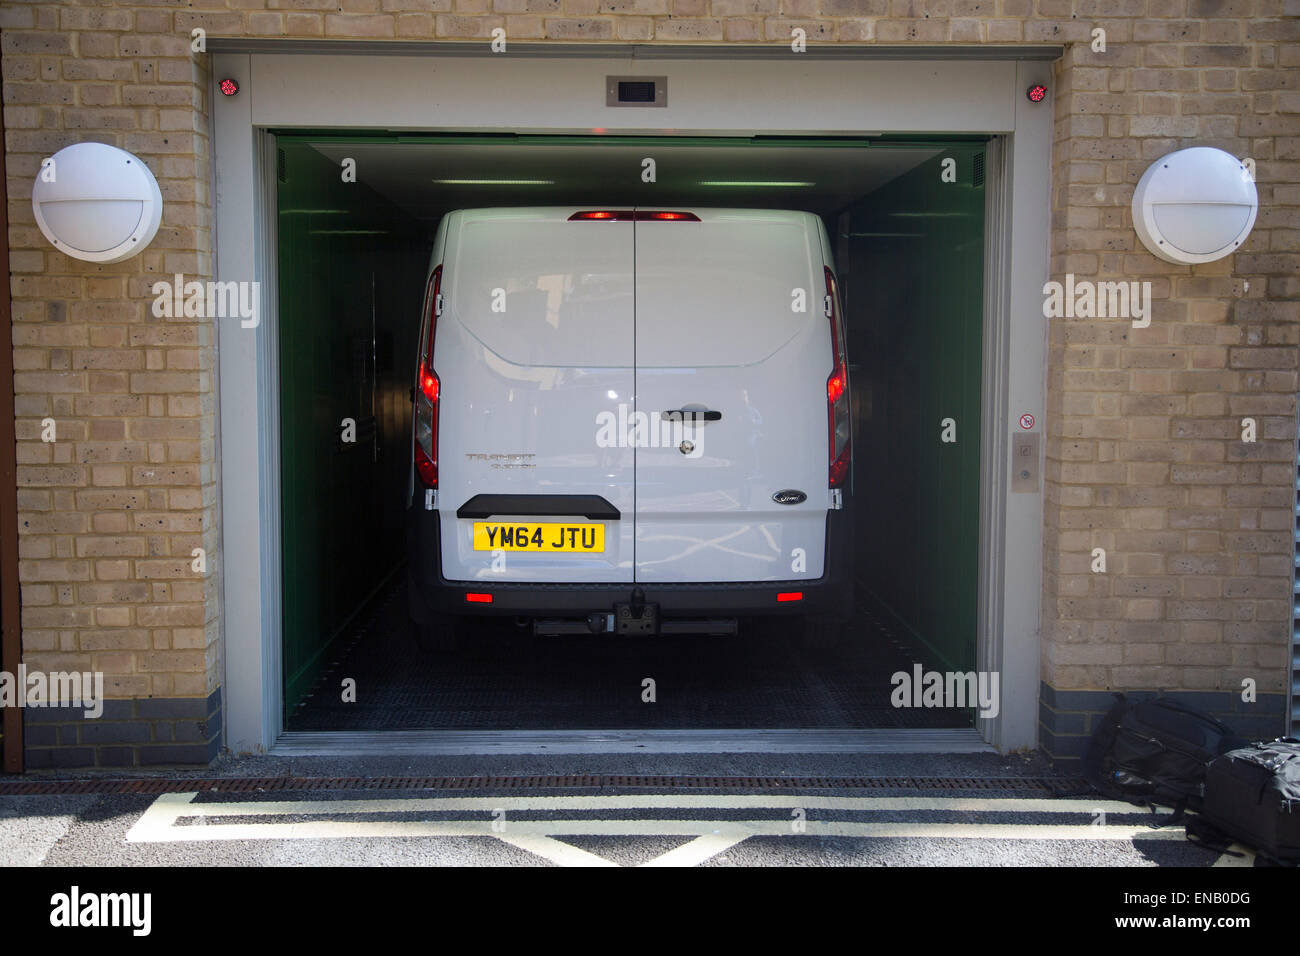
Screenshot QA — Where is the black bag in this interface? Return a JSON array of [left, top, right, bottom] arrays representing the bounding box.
[[1083, 694, 1247, 812], [1198, 738, 1300, 864]]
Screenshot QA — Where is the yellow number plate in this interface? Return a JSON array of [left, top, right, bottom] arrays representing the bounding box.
[[473, 522, 605, 553]]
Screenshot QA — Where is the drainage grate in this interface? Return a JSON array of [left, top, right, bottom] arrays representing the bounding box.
[[0, 774, 1087, 796]]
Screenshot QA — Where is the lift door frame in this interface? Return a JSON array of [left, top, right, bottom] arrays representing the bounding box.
[[210, 45, 1055, 756]]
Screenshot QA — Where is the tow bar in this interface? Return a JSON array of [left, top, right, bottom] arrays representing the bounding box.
[[531, 587, 737, 636], [614, 587, 657, 635]]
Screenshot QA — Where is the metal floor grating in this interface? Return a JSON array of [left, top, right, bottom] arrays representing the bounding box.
[[287, 577, 975, 731], [0, 774, 1088, 796]]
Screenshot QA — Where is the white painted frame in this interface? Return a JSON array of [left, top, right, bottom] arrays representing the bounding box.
[[1290, 403, 1299, 736], [975, 62, 1053, 753], [213, 57, 285, 755], [211, 48, 1056, 755]]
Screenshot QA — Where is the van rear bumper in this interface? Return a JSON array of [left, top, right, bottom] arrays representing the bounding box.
[[407, 506, 853, 620]]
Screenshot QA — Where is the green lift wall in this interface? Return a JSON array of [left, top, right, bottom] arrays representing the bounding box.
[[845, 145, 985, 681], [276, 139, 430, 717]]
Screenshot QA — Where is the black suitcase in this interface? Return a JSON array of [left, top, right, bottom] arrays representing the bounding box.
[[1199, 738, 1300, 863], [1084, 694, 1246, 811]]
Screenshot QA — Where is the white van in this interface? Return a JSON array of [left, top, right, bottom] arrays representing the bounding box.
[[407, 207, 852, 647]]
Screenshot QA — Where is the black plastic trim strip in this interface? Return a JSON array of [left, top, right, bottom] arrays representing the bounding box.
[[457, 494, 621, 520]]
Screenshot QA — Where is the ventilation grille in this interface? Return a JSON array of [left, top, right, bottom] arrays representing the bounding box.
[[277, 147, 286, 184], [973, 152, 985, 188], [618, 81, 655, 103], [606, 75, 667, 108]]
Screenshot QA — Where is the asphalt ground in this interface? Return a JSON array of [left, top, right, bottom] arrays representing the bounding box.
[[1, 789, 1222, 868], [0, 751, 1258, 868]]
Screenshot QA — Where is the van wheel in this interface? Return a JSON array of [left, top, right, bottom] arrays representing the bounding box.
[[412, 615, 463, 653], [801, 614, 844, 649]]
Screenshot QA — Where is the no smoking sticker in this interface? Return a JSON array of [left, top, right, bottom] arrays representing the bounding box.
[[1019, 414, 1035, 429]]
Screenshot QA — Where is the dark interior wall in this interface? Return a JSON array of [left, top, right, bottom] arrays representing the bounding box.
[[277, 139, 431, 714], [843, 146, 986, 676]]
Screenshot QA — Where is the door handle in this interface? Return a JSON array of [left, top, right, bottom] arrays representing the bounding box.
[[661, 409, 721, 422]]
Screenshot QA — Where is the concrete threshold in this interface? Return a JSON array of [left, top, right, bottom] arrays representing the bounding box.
[[272, 728, 993, 756]]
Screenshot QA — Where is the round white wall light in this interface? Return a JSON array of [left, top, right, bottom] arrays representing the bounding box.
[[31, 142, 163, 264], [1131, 146, 1257, 265]]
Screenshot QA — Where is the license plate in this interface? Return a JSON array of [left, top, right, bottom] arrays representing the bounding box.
[[472, 522, 605, 553]]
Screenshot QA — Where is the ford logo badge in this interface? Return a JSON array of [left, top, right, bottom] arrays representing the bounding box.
[[772, 489, 806, 505]]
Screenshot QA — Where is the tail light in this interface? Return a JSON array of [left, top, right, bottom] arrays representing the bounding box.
[[825, 267, 851, 488], [414, 265, 442, 489]]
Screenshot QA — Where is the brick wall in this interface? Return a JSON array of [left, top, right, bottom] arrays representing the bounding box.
[[3, 3, 219, 766], [1040, 13, 1297, 758], [2, 1, 1296, 765]]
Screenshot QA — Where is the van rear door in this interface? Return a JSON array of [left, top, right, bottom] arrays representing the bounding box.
[[436, 208, 635, 583], [633, 209, 830, 583]]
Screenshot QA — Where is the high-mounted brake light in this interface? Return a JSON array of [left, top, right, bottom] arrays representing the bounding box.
[[636, 211, 701, 221], [825, 267, 851, 488], [567, 210, 701, 222], [777, 591, 804, 603], [465, 592, 493, 604], [413, 265, 442, 489], [569, 210, 634, 221]]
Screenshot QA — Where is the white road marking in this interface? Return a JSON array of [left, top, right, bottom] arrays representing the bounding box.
[[494, 834, 619, 867], [127, 793, 1159, 817], [639, 834, 747, 867], [127, 817, 1189, 842], [125, 792, 1184, 850]]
